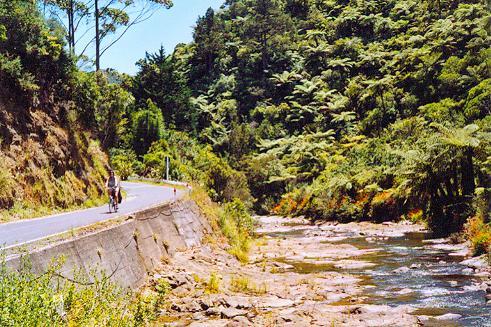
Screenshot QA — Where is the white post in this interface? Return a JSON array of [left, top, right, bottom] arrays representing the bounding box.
[[165, 156, 170, 181]]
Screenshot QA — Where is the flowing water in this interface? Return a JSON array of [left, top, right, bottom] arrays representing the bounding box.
[[264, 225, 490, 326]]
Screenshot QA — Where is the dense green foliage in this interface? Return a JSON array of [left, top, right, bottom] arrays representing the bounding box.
[[123, 0, 490, 236]]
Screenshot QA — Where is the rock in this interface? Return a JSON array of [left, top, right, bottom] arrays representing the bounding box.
[[206, 306, 224, 316], [487, 300, 491, 305], [461, 255, 488, 269], [171, 303, 183, 312], [334, 260, 376, 269], [434, 313, 462, 321], [189, 319, 230, 327], [397, 288, 413, 295], [462, 268, 474, 275], [198, 298, 213, 310], [485, 294, 491, 301], [475, 271, 491, 278], [192, 312, 205, 320], [486, 287, 491, 294], [186, 301, 204, 313], [226, 316, 251, 327], [258, 297, 295, 308], [449, 281, 458, 287], [438, 260, 446, 264], [392, 266, 410, 274], [220, 307, 247, 319], [410, 263, 421, 269], [223, 296, 252, 309]]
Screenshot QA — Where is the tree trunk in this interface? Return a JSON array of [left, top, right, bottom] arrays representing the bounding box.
[[461, 147, 475, 197], [95, 0, 100, 71]]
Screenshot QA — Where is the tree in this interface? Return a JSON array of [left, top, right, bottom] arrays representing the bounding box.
[[132, 46, 191, 129], [42, 0, 90, 54], [132, 99, 164, 156], [43, 0, 173, 70]]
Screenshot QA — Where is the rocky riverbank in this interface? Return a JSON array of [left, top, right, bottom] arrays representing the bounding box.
[[146, 216, 490, 326]]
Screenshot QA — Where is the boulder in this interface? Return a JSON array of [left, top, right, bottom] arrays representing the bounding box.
[[434, 313, 462, 321]]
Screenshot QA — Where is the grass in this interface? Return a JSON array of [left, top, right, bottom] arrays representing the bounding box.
[[230, 275, 267, 295], [204, 272, 221, 294], [190, 185, 255, 263]]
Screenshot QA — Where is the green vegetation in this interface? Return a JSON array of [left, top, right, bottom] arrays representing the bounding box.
[[1, 0, 489, 248], [204, 271, 221, 294], [5, 0, 487, 240], [230, 275, 268, 295], [114, 0, 489, 240], [0, 259, 159, 326], [191, 185, 255, 262]]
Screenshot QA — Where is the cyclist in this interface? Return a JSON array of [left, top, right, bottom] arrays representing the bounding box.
[[105, 169, 121, 209]]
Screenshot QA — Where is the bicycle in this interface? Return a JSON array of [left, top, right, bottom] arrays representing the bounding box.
[[108, 187, 118, 213]]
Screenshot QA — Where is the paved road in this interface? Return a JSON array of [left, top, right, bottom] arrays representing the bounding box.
[[0, 182, 181, 248]]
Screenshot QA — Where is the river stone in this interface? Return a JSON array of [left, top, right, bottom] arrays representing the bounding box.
[[192, 312, 206, 320], [206, 306, 225, 316], [223, 296, 252, 309], [393, 266, 410, 274], [486, 287, 491, 294], [461, 268, 474, 275], [434, 313, 462, 321], [485, 294, 491, 301], [397, 288, 413, 295], [189, 319, 230, 327], [198, 298, 214, 310], [461, 255, 488, 269], [226, 316, 251, 327], [334, 260, 376, 269], [220, 307, 247, 319], [258, 297, 295, 308]]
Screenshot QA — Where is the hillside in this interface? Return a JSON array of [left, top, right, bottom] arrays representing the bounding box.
[[121, 0, 491, 240], [0, 1, 108, 220]]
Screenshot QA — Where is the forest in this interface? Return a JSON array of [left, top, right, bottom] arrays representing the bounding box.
[[1, 0, 490, 250], [0, 0, 490, 325]]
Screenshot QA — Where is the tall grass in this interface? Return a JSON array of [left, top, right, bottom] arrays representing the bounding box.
[[191, 185, 255, 263]]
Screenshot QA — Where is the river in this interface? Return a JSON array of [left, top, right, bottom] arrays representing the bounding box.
[[152, 216, 491, 326]]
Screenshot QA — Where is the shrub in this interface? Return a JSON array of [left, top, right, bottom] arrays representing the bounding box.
[[0, 259, 156, 326], [110, 148, 139, 180], [204, 272, 221, 294], [465, 215, 491, 256]]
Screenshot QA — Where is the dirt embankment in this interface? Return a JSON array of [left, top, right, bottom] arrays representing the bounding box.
[[0, 98, 108, 220]]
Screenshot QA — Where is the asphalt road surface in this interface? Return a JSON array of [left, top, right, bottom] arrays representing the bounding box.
[[0, 182, 181, 248]]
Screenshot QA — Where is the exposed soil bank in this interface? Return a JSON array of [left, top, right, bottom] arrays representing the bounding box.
[[151, 217, 491, 326]]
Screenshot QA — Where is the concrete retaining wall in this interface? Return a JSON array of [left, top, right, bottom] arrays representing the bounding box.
[[6, 199, 211, 289]]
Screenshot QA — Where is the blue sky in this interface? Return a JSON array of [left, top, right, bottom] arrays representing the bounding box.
[[88, 0, 224, 75]]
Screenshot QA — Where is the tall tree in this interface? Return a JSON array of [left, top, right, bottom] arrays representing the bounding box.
[[43, 0, 173, 70]]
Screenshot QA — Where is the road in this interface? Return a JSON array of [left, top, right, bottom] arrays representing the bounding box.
[[0, 182, 181, 248]]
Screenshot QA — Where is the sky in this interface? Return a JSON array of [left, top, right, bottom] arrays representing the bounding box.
[[83, 0, 224, 75]]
